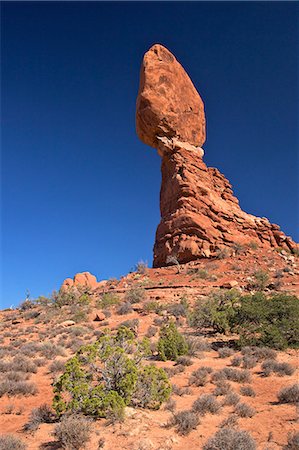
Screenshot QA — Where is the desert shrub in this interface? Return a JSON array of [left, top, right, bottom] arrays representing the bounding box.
[[20, 342, 41, 356], [125, 287, 145, 304], [52, 287, 91, 308], [240, 386, 256, 397], [191, 291, 299, 350], [241, 346, 277, 361], [192, 394, 221, 416], [24, 404, 54, 431], [233, 293, 299, 349], [203, 427, 256, 450], [277, 384, 299, 404], [5, 372, 30, 382], [54, 415, 91, 450], [164, 398, 176, 413], [250, 270, 269, 291], [235, 402, 256, 418], [172, 410, 199, 435], [167, 297, 189, 318], [10, 356, 37, 373], [242, 356, 257, 369], [186, 336, 211, 356], [0, 380, 38, 397], [284, 432, 299, 450], [117, 302, 133, 315], [224, 368, 251, 383], [261, 360, 295, 377], [119, 319, 139, 332], [49, 360, 66, 374], [212, 368, 251, 384], [214, 381, 232, 396], [143, 301, 163, 314], [146, 326, 158, 338], [132, 364, 171, 409], [19, 299, 34, 311], [135, 260, 148, 274], [218, 347, 235, 358], [189, 366, 212, 387], [176, 356, 193, 366], [53, 328, 170, 418], [40, 343, 65, 359], [164, 365, 185, 378], [171, 384, 192, 396], [97, 293, 119, 309], [0, 435, 27, 450], [157, 321, 188, 361], [231, 355, 242, 367], [190, 289, 240, 334], [219, 415, 238, 428], [222, 392, 240, 406]]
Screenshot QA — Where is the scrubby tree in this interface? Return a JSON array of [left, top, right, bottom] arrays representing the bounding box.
[[157, 321, 188, 361], [53, 327, 171, 419]]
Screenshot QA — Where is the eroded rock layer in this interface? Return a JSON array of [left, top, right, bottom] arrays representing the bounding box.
[[136, 44, 298, 267]]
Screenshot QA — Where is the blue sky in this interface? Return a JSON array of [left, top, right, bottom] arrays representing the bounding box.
[[1, 1, 298, 308]]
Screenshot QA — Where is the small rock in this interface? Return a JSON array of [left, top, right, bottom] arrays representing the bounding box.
[[61, 320, 76, 327], [94, 312, 106, 322], [221, 280, 239, 289]]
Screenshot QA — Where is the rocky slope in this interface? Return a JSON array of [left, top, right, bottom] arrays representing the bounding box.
[[136, 44, 298, 267]]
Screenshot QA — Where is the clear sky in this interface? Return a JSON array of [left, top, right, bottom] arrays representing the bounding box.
[[1, 1, 298, 308]]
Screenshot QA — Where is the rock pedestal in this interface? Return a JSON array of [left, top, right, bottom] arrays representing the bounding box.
[[136, 44, 298, 267]]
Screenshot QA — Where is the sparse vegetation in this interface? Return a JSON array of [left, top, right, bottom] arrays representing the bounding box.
[[189, 366, 212, 387], [218, 347, 235, 358], [203, 427, 256, 450], [261, 360, 295, 377], [192, 393, 221, 415], [240, 386, 256, 397], [0, 435, 27, 450], [125, 287, 146, 304], [235, 402, 256, 418], [277, 384, 299, 404], [284, 432, 299, 450], [24, 404, 54, 431], [172, 410, 199, 435], [54, 415, 91, 450]]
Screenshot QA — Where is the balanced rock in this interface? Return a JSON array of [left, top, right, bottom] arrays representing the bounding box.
[[136, 44, 206, 149], [136, 44, 298, 267]]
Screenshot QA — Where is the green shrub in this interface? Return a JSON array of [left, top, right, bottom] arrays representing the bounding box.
[[125, 287, 145, 304], [132, 365, 171, 409], [251, 270, 269, 291], [157, 321, 188, 361], [234, 293, 299, 349], [53, 327, 170, 419], [190, 289, 240, 334], [97, 293, 120, 309]]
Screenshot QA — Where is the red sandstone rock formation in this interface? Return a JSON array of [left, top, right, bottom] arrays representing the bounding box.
[[61, 271, 98, 290], [136, 44, 298, 267]]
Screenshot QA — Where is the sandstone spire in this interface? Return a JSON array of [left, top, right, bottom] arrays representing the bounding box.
[[136, 44, 298, 267]]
